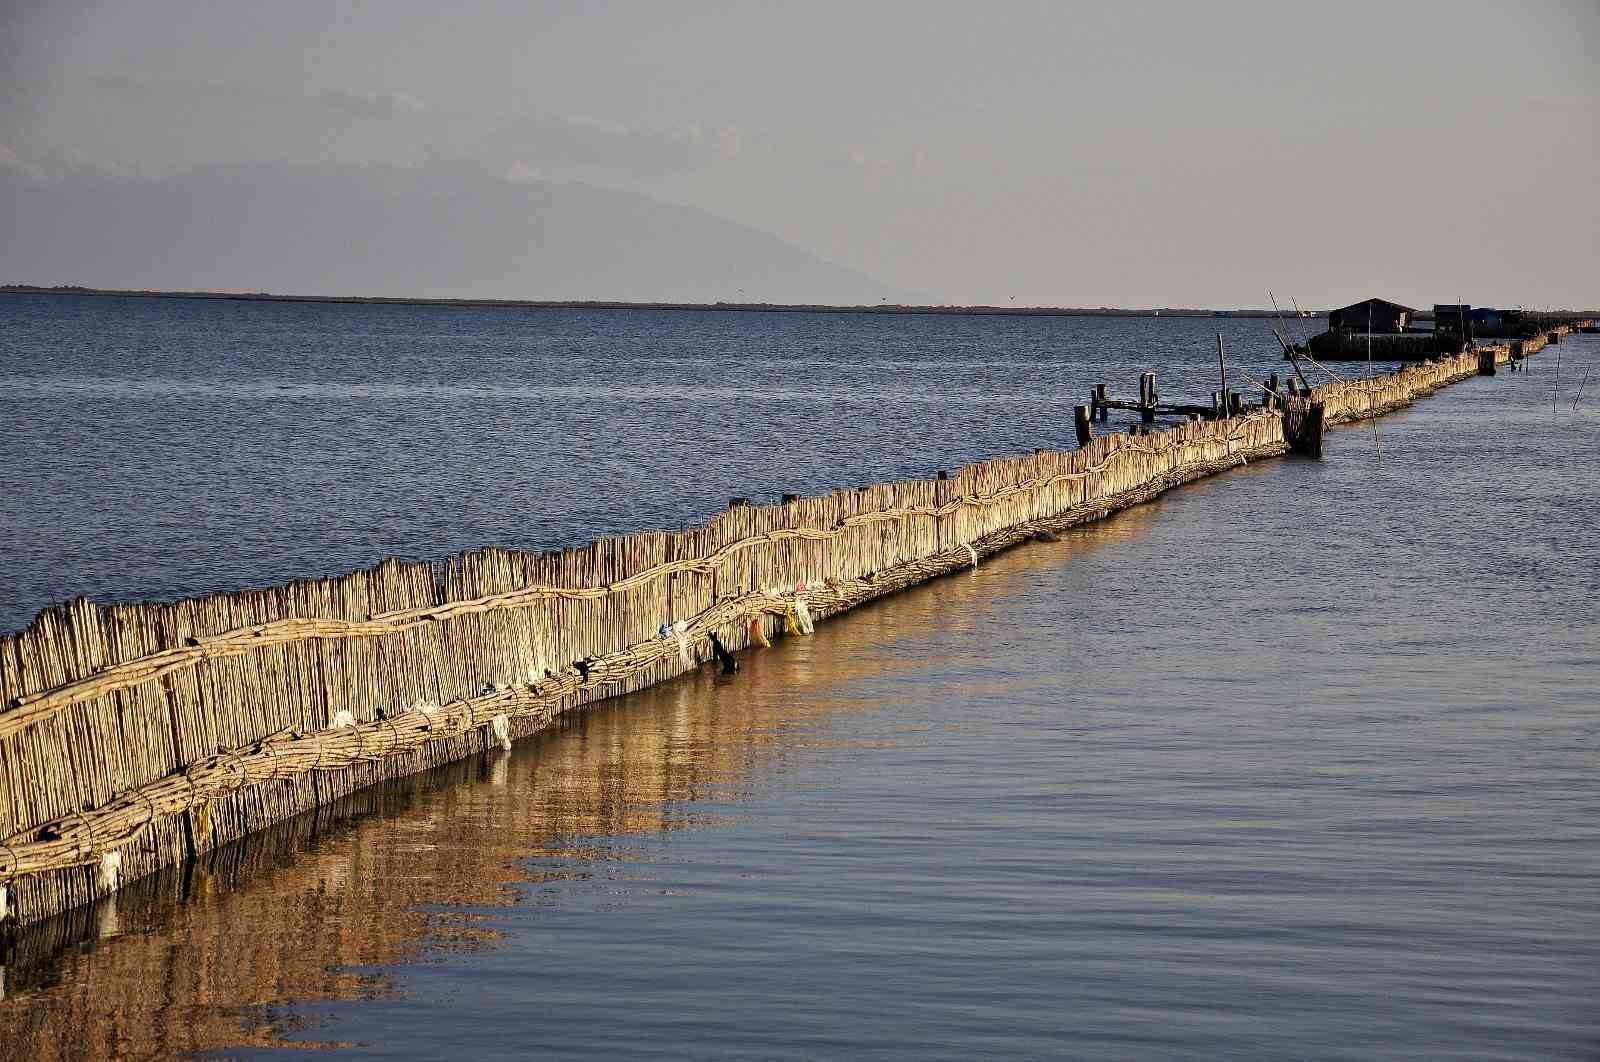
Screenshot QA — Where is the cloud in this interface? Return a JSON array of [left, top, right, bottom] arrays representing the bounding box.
[[88, 73, 427, 119], [488, 113, 741, 178], [316, 88, 428, 118], [89, 72, 268, 103], [504, 160, 545, 183]]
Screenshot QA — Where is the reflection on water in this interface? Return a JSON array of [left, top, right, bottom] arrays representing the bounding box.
[[0, 523, 1133, 1060]]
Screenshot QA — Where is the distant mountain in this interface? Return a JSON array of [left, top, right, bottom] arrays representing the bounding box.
[[0, 162, 913, 304]]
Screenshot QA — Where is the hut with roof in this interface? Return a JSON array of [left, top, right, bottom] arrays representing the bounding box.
[[1327, 297, 1415, 334]]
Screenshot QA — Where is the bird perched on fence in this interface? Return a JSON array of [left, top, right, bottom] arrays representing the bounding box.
[[706, 631, 738, 675]]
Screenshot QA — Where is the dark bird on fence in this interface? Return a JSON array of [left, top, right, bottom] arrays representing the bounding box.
[[572, 659, 592, 681], [707, 631, 738, 675]]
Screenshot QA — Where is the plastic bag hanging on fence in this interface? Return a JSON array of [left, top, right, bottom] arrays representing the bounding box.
[[963, 544, 979, 570], [97, 850, 123, 892], [489, 713, 512, 752], [784, 603, 803, 636], [193, 802, 213, 847], [749, 615, 771, 648], [794, 598, 815, 634], [328, 709, 356, 730], [672, 620, 693, 667]]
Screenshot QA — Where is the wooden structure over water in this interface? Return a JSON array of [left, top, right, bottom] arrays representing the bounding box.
[[1327, 297, 1415, 334], [0, 322, 1586, 935]]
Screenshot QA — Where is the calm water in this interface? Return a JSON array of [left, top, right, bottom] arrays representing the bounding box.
[[1, 296, 1596, 1061], [1, 294, 1311, 633]]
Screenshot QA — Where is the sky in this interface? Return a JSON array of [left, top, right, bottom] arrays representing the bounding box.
[[2, 0, 1596, 308]]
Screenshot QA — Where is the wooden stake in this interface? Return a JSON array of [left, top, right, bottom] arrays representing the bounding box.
[[1216, 334, 1229, 419], [1074, 405, 1093, 447]]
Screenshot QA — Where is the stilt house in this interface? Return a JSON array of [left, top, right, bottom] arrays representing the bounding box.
[[1327, 298, 1415, 334]]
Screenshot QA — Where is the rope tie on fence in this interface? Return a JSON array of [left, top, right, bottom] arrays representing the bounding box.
[[67, 809, 97, 862], [134, 790, 159, 833], [260, 739, 283, 781], [228, 746, 258, 790], [383, 717, 403, 758]]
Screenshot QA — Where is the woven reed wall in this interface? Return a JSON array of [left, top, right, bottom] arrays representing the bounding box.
[[0, 411, 1295, 928], [1, 309, 1562, 930], [1306, 348, 1482, 423], [21, 310, 1570, 935]]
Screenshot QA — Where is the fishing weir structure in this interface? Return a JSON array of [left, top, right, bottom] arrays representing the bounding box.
[[1293, 300, 1589, 361], [0, 323, 1587, 935]]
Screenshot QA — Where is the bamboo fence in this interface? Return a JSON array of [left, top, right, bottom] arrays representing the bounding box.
[[0, 330, 1568, 930]]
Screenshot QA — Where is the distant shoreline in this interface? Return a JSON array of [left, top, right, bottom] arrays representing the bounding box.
[[0, 284, 1324, 319]]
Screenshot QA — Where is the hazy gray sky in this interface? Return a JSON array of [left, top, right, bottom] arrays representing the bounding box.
[[3, 0, 1596, 307]]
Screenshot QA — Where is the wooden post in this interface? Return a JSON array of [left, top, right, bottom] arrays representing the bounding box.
[[1139, 371, 1157, 422], [1286, 349, 1312, 393], [1093, 383, 1109, 421], [1477, 349, 1496, 376], [1285, 397, 1326, 457], [1074, 405, 1093, 447], [1216, 334, 1230, 419]]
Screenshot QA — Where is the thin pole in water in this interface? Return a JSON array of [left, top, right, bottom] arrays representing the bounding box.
[[1216, 333, 1229, 417], [1572, 366, 1591, 412], [1291, 296, 1315, 346], [1552, 337, 1562, 415], [1268, 290, 1298, 348], [1367, 302, 1382, 460]]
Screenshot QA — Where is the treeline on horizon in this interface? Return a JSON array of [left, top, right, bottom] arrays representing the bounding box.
[[0, 283, 1320, 317], [5, 285, 1596, 318]]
